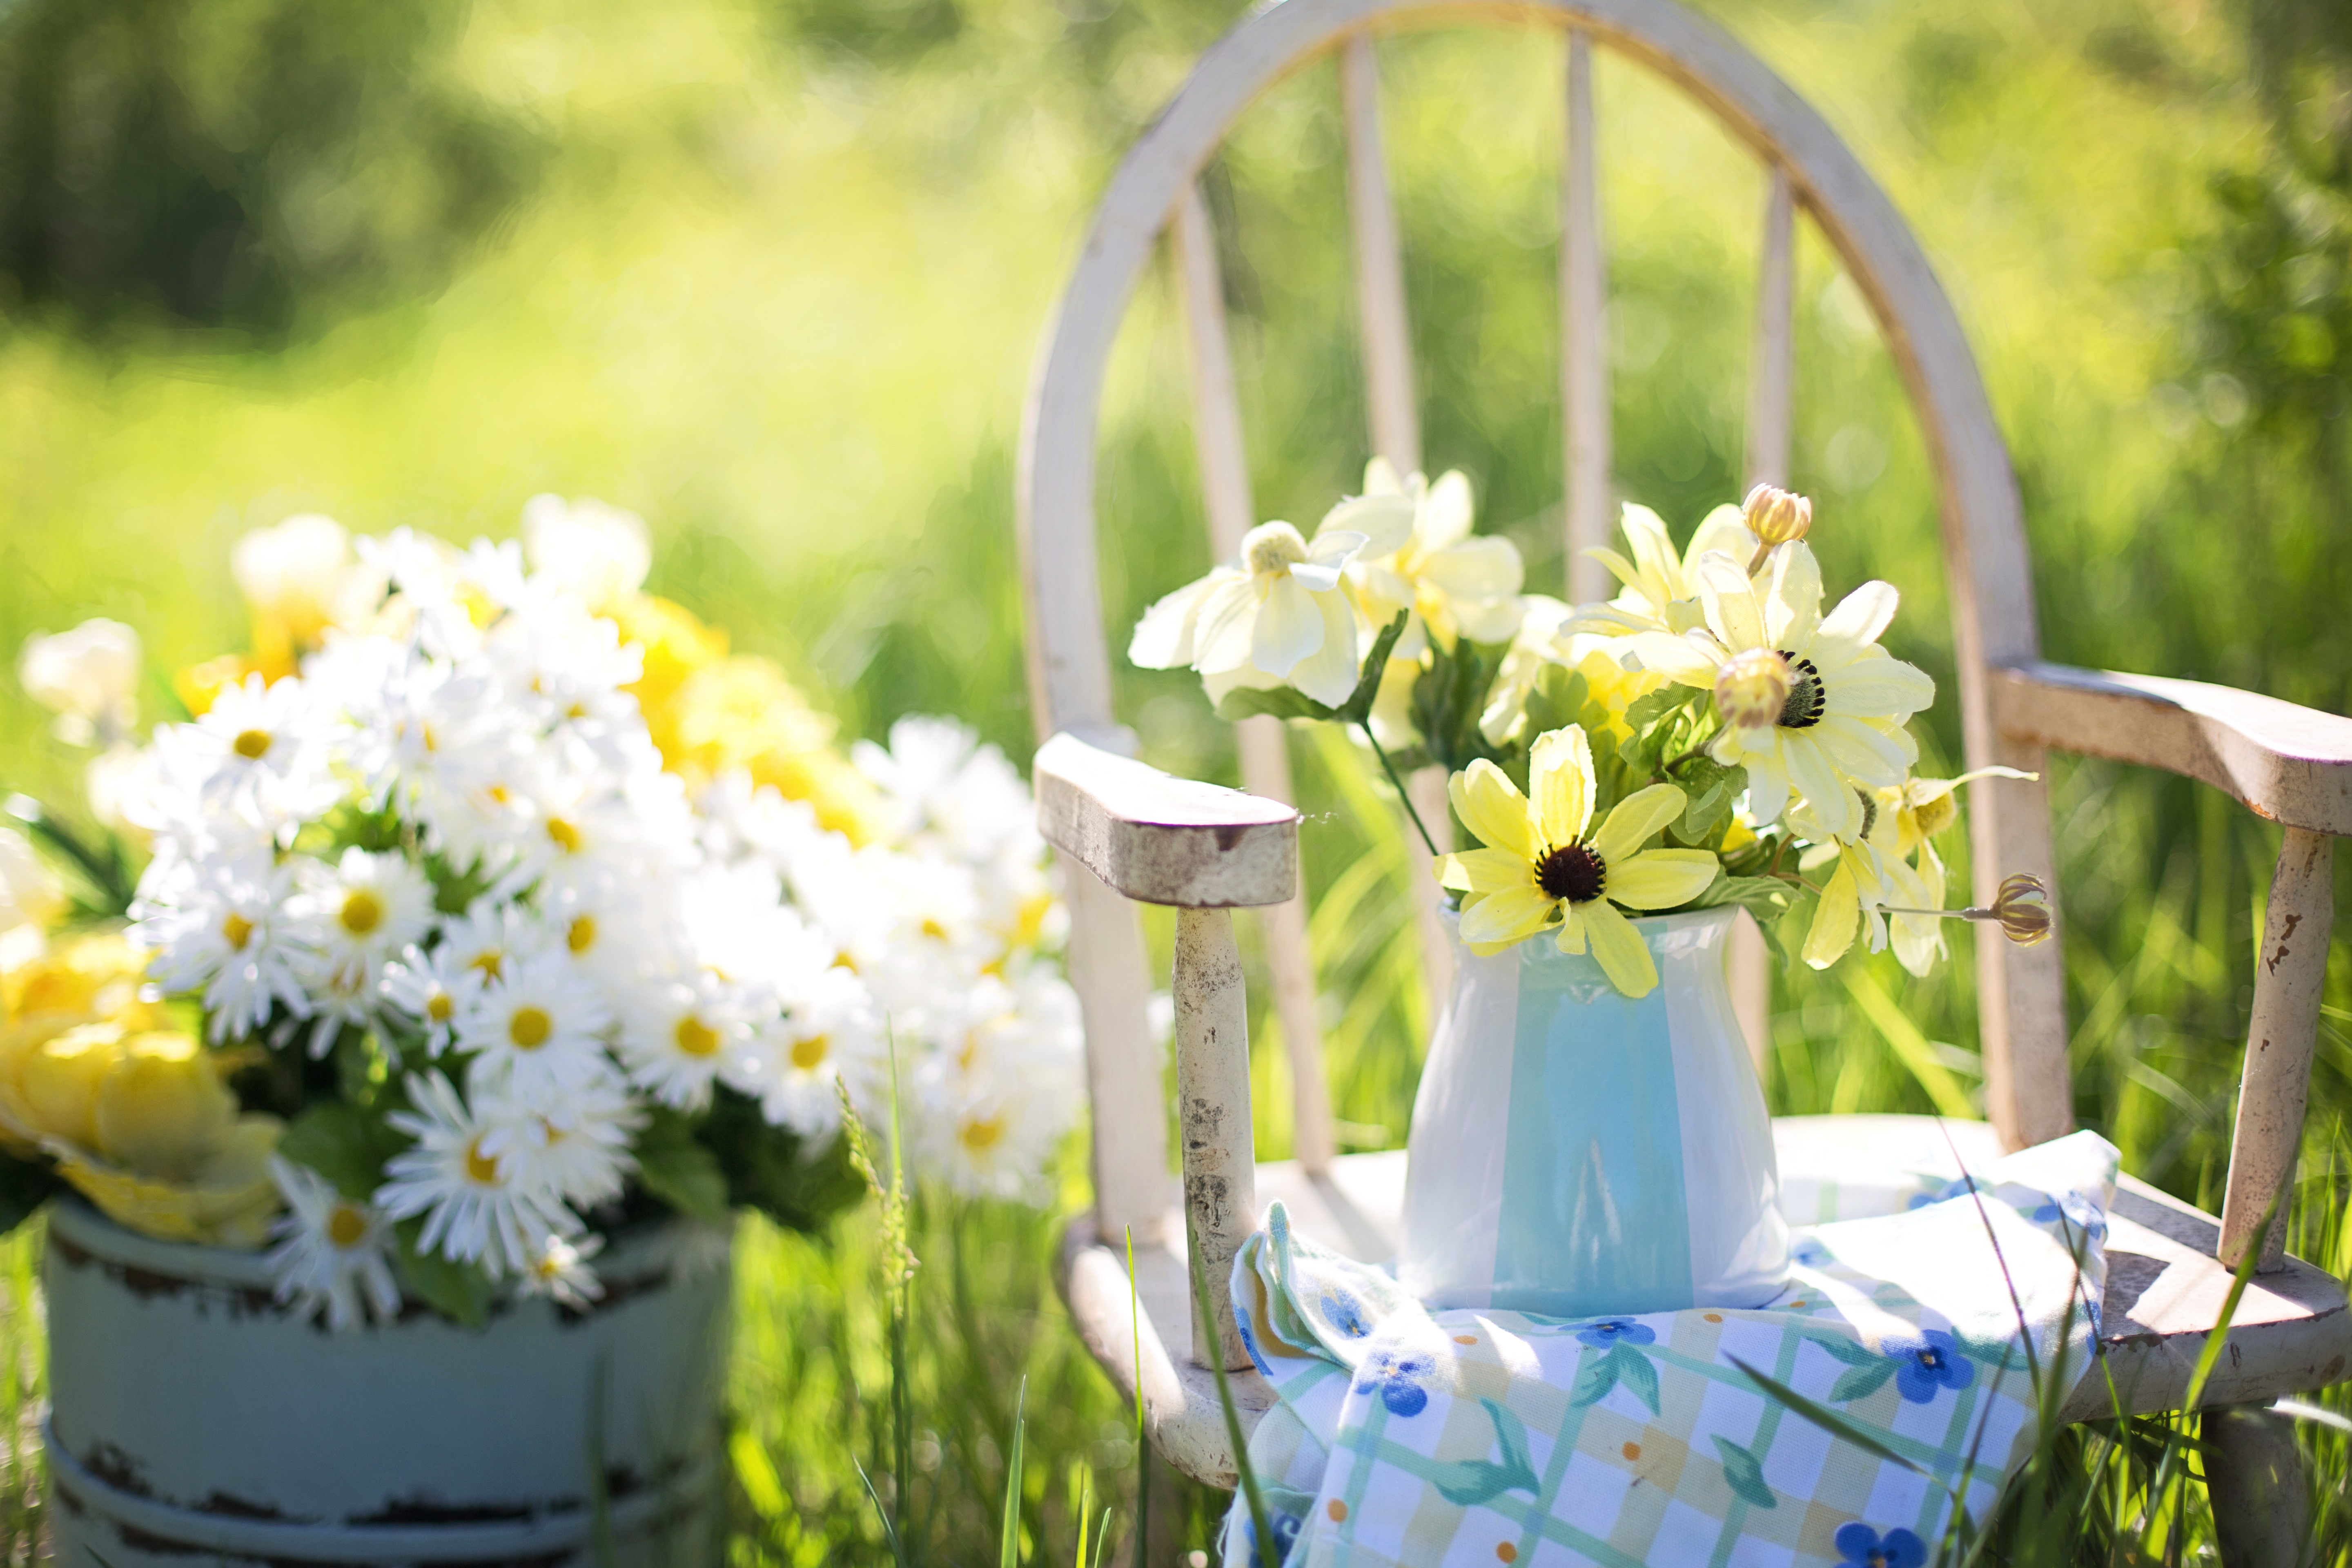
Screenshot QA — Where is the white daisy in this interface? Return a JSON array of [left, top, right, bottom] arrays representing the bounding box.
[[133, 852, 312, 1042], [378, 1071, 580, 1278], [434, 900, 550, 990], [455, 951, 616, 1101], [381, 940, 486, 1055], [265, 1157, 403, 1332], [615, 967, 751, 1111], [851, 716, 1042, 869], [723, 964, 882, 1137], [153, 673, 339, 839], [515, 1231, 606, 1310], [288, 848, 434, 992], [474, 1062, 641, 1208]]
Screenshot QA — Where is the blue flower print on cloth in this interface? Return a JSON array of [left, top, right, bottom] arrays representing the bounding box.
[[1316, 1286, 1373, 1341], [1352, 1345, 1436, 1418], [1221, 1128, 2121, 1568], [1835, 1523, 1929, 1568], [1884, 1328, 1976, 1403], [1573, 1317, 1655, 1349]]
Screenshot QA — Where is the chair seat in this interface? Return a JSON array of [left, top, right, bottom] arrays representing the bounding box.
[[1055, 1115, 2352, 1489]]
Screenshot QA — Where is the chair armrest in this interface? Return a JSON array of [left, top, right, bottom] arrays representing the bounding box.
[[1033, 730, 1299, 908], [1993, 662, 2352, 836]]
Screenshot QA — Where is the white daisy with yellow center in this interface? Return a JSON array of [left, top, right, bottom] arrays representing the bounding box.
[[1434, 726, 1722, 998], [291, 847, 434, 993], [616, 968, 751, 1111], [455, 952, 615, 1101], [134, 851, 311, 1042], [265, 1156, 403, 1333], [377, 1071, 579, 1279], [725, 965, 882, 1137], [382, 940, 488, 1055], [516, 1232, 606, 1311], [474, 1065, 641, 1209]]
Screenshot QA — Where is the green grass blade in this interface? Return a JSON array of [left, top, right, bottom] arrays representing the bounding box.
[[1128, 1225, 1149, 1568], [1726, 1355, 1960, 1505], [1000, 1376, 1028, 1568], [1187, 1234, 1279, 1568]]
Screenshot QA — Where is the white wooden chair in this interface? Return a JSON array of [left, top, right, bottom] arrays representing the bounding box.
[[1014, 1, 2352, 1559]]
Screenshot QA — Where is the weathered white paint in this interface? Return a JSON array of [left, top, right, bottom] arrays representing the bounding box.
[[1560, 30, 1611, 607], [1174, 908, 1260, 1370], [2203, 1405, 2317, 1568], [1035, 731, 1298, 909], [1996, 663, 2352, 838], [44, 1199, 727, 1566], [2220, 829, 2338, 1272]]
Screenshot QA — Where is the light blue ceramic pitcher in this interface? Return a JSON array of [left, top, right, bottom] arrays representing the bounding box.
[[1399, 905, 1789, 1317]]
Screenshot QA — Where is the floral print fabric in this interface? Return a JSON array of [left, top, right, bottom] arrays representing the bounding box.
[[1221, 1129, 2118, 1568]]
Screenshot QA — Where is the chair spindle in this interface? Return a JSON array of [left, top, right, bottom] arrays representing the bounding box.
[[1340, 32, 1458, 1020], [1172, 181, 1339, 1176], [1725, 163, 1799, 1074], [1174, 906, 1261, 1370], [1342, 33, 1421, 475], [1561, 29, 1611, 607], [2219, 826, 2339, 1272]]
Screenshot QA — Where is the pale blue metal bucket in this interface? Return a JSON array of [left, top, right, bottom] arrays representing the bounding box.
[[42, 1196, 731, 1567]]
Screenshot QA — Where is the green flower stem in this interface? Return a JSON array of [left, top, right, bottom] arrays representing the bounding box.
[[1360, 723, 1439, 858]]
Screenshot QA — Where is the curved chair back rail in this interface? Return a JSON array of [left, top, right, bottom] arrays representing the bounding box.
[[1016, 0, 2352, 1515]]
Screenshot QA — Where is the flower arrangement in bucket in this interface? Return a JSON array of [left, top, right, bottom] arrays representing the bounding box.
[[1, 500, 1083, 1554], [7, 501, 1082, 1310], [1132, 467, 2051, 1317]]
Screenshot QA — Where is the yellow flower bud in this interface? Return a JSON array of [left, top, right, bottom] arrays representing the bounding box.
[[94, 1031, 239, 1183], [1990, 873, 2053, 947], [1741, 484, 1813, 548], [1714, 648, 1791, 731]]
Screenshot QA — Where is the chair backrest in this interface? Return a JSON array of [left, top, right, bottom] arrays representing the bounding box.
[[1016, 0, 2071, 1246]]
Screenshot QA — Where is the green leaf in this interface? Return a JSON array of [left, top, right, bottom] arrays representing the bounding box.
[[1689, 874, 1798, 919], [1726, 1355, 1946, 1490], [1334, 610, 1412, 727], [1213, 686, 1336, 724], [1711, 1436, 1779, 1509], [634, 1107, 731, 1223], [1673, 759, 1742, 842], [278, 1101, 407, 1200], [1620, 687, 1687, 740], [1828, 1360, 1901, 1404], [696, 1086, 866, 1233], [390, 1219, 496, 1328], [1613, 1344, 1661, 1415], [1808, 1333, 1885, 1368], [1570, 1348, 1621, 1408], [1521, 665, 1590, 739]]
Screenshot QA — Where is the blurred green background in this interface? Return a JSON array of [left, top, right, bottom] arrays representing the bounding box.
[[2, 0, 2350, 1559]]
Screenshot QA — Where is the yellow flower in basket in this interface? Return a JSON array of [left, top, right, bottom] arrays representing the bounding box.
[[24, 1027, 281, 1249]]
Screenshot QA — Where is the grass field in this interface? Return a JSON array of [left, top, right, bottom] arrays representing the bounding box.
[[2, 0, 2350, 1559]]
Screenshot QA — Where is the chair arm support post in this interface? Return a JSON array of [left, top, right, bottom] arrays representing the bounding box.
[[1174, 907, 1259, 1371], [2220, 828, 2338, 1274]]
